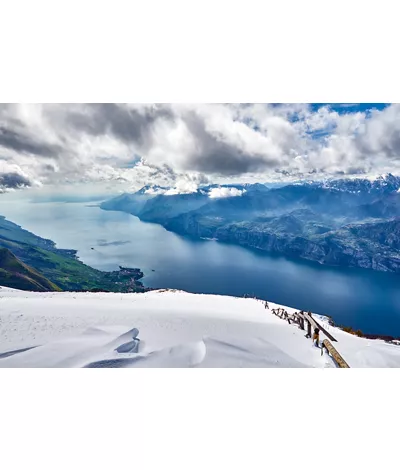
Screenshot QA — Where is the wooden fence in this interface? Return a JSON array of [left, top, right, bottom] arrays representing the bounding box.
[[322, 339, 350, 368], [270, 306, 350, 368]]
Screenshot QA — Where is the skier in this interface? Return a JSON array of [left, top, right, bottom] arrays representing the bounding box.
[[313, 327, 320, 347], [264, 301, 269, 309]]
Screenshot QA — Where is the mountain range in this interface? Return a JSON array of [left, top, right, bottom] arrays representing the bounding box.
[[101, 174, 400, 273]]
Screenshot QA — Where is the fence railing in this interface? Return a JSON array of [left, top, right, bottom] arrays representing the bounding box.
[[270, 306, 350, 368], [322, 339, 350, 368]]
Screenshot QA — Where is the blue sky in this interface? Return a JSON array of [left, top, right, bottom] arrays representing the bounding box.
[[310, 103, 390, 114]]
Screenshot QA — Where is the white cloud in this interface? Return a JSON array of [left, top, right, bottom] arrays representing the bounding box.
[[164, 179, 200, 195], [1, 103, 399, 193], [208, 187, 246, 198], [143, 186, 166, 195]]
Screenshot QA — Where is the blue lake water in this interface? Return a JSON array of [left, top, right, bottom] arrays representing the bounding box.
[[1, 199, 399, 336]]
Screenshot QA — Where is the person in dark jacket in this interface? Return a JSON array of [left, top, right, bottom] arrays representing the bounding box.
[[313, 327, 320, 347]]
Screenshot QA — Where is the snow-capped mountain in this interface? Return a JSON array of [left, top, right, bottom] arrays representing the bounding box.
[[305, 173, 400, 194], [136, 184, 169, 195]]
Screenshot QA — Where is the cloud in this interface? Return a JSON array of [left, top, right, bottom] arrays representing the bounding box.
[[0, 159, 42, 192], [0, 171, 31, 191], [164, 178, 201, 195], [0, 103, 399, 193], [208, 187, 246, 198], [143, 186, 167, 195], [0, 125, 62, 157]]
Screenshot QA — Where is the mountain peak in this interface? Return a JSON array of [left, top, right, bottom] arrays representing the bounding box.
[[136, 184, 169, 195], [304, 174, 400, 194]]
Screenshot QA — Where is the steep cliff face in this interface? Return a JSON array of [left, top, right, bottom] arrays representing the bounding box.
[[348, 219, 400, 250], [164, 213, 225, 239], [164, 214, 400, 272], [214, 226, 400, 272]]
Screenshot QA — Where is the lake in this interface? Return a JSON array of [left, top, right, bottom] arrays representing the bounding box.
[[1, 198, 399, 336]]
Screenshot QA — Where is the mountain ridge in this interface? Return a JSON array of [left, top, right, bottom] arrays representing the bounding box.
[[101, 175, 400, 273]]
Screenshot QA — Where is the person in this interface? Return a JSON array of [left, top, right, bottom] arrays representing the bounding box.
[[313, 327, 320, 347], [264, 301, 269, 309]]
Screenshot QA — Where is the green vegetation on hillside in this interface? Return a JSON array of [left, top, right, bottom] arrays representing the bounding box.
[[0, 216, 147, 293], [0, 248, 61, 292]]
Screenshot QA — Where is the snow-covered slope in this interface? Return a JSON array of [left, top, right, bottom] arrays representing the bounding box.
[[1, 286, 400, 368]]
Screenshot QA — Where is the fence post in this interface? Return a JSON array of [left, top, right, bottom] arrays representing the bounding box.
[[299, 313, 304, 330], [307, 319, 311, 338]]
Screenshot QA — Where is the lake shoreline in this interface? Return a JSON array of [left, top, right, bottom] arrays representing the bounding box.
[[1, 199, 399, 337]]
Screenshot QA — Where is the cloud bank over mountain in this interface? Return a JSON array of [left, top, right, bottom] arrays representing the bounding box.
[[0, 103, 398, 192], [208, 187, 246, 198]]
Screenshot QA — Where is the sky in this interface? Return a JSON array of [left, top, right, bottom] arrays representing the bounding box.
[[0, 103, 398, 195]]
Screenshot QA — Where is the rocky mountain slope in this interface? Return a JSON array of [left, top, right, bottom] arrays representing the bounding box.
[[101, 174, 400, 273]]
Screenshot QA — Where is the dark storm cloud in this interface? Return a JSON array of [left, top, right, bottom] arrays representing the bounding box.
[[0, 104, 282, 178], [0, 126, 62, 158], [62, 103, 175, 146], [0, 104, 174, 162], [182, 111, 279, 175], [50, 104, 281, 175], [0, 172, 31, 188]]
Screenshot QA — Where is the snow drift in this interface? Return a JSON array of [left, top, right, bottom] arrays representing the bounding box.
[[1, 286, 400, 368]]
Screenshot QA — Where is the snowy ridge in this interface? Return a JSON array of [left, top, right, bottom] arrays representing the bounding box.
[[1, 286, 400, 368], [299, 172, 400, 194]]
